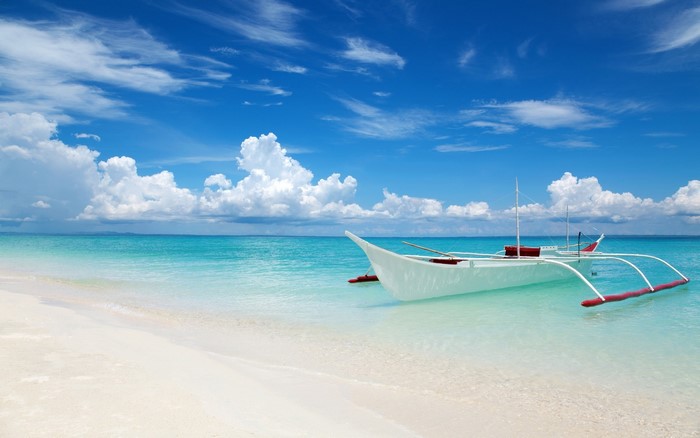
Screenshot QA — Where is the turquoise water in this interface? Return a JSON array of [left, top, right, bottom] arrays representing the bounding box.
[[1, 233, 699, 404]]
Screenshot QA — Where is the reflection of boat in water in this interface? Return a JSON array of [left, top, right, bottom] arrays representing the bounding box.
[[347, 184, 689, 307]]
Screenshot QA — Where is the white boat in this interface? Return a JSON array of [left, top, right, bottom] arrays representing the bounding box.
[[346, 231, 689, 306], [346, 184, 689, 306]]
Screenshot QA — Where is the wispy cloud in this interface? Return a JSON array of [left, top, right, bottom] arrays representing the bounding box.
[[238, 79, 292, 96], [394, 0, 418, 26], [483, 99, 612, 129], [466, 121, 517, 134], [0, 14, 229, 119], [435, 143, 508, 153], [324, 62, 376, 78], [649, 6, 700, 53], [493, 56, 515, 79], [517, 38, 533, 58], [272, 62, 308, 74], [340, 37, 406, 69], [603, 0, 668, 11], [330, 97, 436, 139], [458, 47, 477, 67], [210, 46, 240, 56], [333, 0, 363, 19], [644, 131, 685, 137], [545, 138, 599, 149], [74, 133, 101, 142], [171, 0, 308, 48]]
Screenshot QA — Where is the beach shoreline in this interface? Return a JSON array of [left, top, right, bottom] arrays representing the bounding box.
[[1, 272, 698, 437]]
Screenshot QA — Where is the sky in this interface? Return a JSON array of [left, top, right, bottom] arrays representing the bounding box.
[[0, 0, 699, 236]]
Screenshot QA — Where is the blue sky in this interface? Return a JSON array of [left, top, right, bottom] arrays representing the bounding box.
[[0, 0, 699, 236]]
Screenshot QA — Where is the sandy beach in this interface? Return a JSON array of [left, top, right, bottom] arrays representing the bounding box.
[[1, 272, 698, 437]]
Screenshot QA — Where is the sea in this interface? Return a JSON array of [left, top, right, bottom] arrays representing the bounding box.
[[1, 233, 699, 409]]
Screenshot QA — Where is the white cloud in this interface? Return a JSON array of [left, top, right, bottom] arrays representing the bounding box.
[[74, 133, 101, 142], [199, 133, 363, 219], [238, 79, 292, 96], [660, 180, 700, 218], [493, 57, 515, 79], [0, 112, 100, 221], [446, 202, 491, 219], [204, 174, 233, 189], [644, 131, 685, 138], [517, 38, 534, 58], [2, 112, 699, 233], [458, 47, 477, 67], [172, 0, 308, 48], [484, 99, 611, 129], [435, 143, 508, 153], [32, 200, 51, 209], [79, 157, 197, 221], [341, 37, 406, 69], [210, 46, 240, 56], [546, 172, 655, 221], [649, 6, 700, 53], [604, 0, 668, 10], [0, 15, 229, 119], [373, 189, 443, 218], [331, 97, 437, 139], [545, 138, 599, 149], [466, 120, 517, 134], [273, 63, 308, 74]]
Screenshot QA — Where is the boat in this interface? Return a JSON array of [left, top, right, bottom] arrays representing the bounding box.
[[346, 185, 689, 306]]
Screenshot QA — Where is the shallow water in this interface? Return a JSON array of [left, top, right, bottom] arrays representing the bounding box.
[[1, 233, 698, 405]]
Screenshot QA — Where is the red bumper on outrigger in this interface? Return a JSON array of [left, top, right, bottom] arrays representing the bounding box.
[[581, 278, 690, 307], [348, 274, 379, 283]]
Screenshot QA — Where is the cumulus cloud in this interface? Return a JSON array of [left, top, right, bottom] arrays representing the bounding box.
[[2, 112, 699, 233], [373, 189, 443, 218], [660, 180, 700, 219], [199, 133, 363, 219], [546, 172, 655, 222], [446, 202, 492, 219], [204, 174, 233, 189], [79, 157, 197, 221], [0, 112, 100, 222]]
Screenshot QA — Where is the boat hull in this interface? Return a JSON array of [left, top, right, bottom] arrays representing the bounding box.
[[346, 232, 594, 301]]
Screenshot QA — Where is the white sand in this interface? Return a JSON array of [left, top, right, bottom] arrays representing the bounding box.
[[1, 273, 698, 437]]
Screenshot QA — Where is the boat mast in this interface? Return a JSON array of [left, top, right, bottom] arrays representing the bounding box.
[[515, 178, 520, 258], [566, 205, 570, 250]]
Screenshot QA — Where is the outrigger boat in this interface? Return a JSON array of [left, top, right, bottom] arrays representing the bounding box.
[[347, 184, 689, 306]]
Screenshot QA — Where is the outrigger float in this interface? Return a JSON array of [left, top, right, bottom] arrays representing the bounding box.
[[347, 183, 689, 307]]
